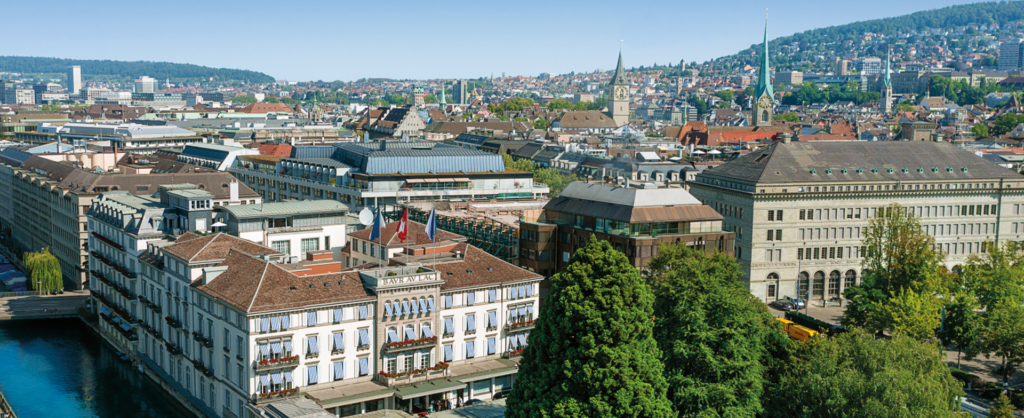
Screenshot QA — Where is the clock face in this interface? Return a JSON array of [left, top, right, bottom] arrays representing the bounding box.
[[614, 86, 628, 100], [758, 96, 772, 109]]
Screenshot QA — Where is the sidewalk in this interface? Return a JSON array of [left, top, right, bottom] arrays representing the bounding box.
[[428, 398, 506, 418]]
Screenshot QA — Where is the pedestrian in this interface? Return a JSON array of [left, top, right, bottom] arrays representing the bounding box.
[[428, 402, 434, 413], [445, 398, 451, 410]]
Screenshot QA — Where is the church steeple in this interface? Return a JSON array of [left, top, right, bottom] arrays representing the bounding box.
[[881, 48, 894, 114], [753, 16, 774, 127], [610, 50, 627, 86], [883, 49, 892, 88], [755, 17, 774, 100]]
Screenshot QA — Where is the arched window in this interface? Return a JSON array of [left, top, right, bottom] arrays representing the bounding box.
[[798, 272, 809, 299], [844, 270, 857, 290], [761, 110, 769, 121], [387, 326, 398, 343], [828, 271, 841, 296], [766, 273, 779, 299], [403, 324, 415, 341], [812, 271, 825, 298]]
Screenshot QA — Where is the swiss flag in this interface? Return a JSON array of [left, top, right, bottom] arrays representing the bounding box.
[[397, 208, 408, 243]]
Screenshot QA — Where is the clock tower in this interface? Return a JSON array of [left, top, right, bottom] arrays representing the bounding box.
[[753, 18, 774, 127], [608, 51, 630, 126]]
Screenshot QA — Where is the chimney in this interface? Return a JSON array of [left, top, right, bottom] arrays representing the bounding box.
[[201, 266, 229, 285], [380, 140, 387, 151], [782, 132, 792, 144], [230, 179, 239, 202], [363, 132, 370, 143]]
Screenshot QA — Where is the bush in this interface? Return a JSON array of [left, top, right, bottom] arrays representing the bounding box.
[[1012, 392, 1024, 409], [949, 367, 982, 386]]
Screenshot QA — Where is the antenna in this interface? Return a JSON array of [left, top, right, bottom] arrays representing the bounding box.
[[358, 208, 374, 226]]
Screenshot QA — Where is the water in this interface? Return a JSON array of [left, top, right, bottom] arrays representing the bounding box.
[[0, 318, 193, 418]]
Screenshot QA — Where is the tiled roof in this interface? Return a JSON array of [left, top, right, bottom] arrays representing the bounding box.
[[257, 144, 292, 157], [349, 220, 462, 246], [162, 233, 280, 263], [433, 243, 540, 290], [197, 250, 373, 313]]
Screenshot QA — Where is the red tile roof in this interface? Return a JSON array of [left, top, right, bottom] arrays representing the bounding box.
[[257, 144, 292, 157]]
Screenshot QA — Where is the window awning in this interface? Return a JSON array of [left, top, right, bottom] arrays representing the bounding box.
[[453, 177, 471, 182], [270, 342, 282, 354], [437, 178, 456, 182], [423, 178, 439, 183], [422, 325, 433, 338], [404, 328, 416, 341], [405, 179, 424, 184], [387, 330, 399, 343], [395, 378, 467, 400], [283, 340, 293, 353]]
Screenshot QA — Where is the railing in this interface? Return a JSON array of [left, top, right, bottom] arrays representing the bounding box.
[[504, 320, 536, 332], [382, 336, 436, 354], [165, 316, 182, 329], [502, 349, 524, 359], [254, 356, 300, 372], [253, 388, 300, 404], [376, 362, 450, 387], [165, 342, 183, 355], [90, 231, 124, 251], [0, 290, 43, 298]]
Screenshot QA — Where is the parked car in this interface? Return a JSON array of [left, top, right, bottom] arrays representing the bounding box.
[[769, 300, 795, 311], [783, 295, 805, 310]]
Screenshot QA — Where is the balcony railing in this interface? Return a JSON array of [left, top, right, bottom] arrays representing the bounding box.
[[253, 388, 300, 405], [90, 231, 124, 251], [376, 362, 450, 387], [382, 336, 436, 354], [165, 316, 182, 329], [502, 349, 524, 359], [254, 356, 300, 372], [504, 320, 536, 332], [166, 342, 183, 355]]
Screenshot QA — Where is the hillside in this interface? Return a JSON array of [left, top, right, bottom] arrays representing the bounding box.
[[0, 56, 275, 84], [712, 1, 1024, 73]]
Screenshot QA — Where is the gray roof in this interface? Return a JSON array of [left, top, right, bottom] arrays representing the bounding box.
[[291, 145, 337, 159], [281, 157, 349, 169], [333, 142, 504, 175], [703, 141, 1024, 184], [219, 200, 349, 219], [0, 147, 32, 166]]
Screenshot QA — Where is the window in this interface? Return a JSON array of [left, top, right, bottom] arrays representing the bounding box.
[[799, 209, 806, 220], [301, 238, 319, 253], [271, 240, 291, 254], [775, 230, 782, 242], [767, 230, 774, 241], [767, 211, 774, 222], [777, 210, 783, 221]]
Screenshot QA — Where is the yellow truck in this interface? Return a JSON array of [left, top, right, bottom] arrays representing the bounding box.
[[776, 318, 820, 342]]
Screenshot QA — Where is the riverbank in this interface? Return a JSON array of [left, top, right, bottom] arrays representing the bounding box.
[[0, 383, 16, 418]]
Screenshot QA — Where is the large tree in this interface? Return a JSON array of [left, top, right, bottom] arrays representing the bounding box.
[[504, 239, 673, 418], [937, 290, 982, 369], [843, 204, 949, 334], [978, 299, 1024, 385], [963, 241, 1024, 310], [868, 287, 941, 340], [24, 248, 61, 293], [765, 329, 968, 417], [645, 243, 789, 417]]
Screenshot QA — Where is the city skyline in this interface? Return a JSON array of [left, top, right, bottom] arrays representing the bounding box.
[[6, 0, 979, 81]]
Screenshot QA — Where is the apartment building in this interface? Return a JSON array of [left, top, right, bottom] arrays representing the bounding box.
[[216, 200, 349, 259], [518, 182, 734, 276], [230, 142, 548, 210], [118, 221, 541, 417], [689, 140, 1024, 303], [5, 156, 260, 289]]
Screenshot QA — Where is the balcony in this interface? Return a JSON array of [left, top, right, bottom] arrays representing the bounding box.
[[165, 316, 182, 329], [254, 356, 300, 372], [253, 388, 300, 405], [502, 349, 525, 359], [166, 342, 183, 355], [382, 336, 437, 355], [193, 332, 213, 348], [504, 320, 536, 332], [375, 362, 450, 387], [91, 231, 124, 251]]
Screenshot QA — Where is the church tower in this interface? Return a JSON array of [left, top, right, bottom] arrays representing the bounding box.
[[753, 18, 774, 127], [881, 49, 894, 114], [608, 51, 630, 126]]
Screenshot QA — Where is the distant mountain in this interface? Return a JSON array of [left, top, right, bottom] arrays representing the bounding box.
[[0, 56, 275, 84], [712, 1, 1024, 73]]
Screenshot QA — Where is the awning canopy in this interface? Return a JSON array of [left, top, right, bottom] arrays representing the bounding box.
[[405, 179, 424, 184], [394, 378, 466, 400], [453, 177, 471, 182]]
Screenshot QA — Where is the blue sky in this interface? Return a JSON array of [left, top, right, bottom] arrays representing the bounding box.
[[7, 0, 981, 81]]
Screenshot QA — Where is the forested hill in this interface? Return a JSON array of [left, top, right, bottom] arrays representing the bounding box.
[[713, 1, 1024, 73], [0, 56, 275, 84]]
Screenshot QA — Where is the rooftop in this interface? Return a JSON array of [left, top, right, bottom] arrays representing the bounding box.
[[219, 200, 349, 219]]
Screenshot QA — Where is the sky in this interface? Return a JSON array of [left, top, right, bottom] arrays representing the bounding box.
[[6, 0, 984, 81]]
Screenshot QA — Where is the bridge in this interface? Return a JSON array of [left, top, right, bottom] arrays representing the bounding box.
[[0, 292, 89, 321]]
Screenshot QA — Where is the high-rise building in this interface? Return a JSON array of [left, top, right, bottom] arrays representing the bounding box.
[[452, 80, 468, 104], [134, 76, 157, 94], [999, 39, 1024, 70], [607, 51, 630, 126], [857, 58, 883, 75], [67, 65, 82, 95], [753, 18, 774, 127]]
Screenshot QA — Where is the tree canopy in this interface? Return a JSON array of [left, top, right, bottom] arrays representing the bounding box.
[[501, 154, 580, 197], [0, 56, 274, 83], [24, 248, 61, 293], [505, 238, 673, 418], [646, 243, 789, 417]]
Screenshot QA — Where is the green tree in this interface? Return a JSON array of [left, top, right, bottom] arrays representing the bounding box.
[[264, 97, 279, 103], [990, 394, 1015, 418], [547, 98, 574, 110], [963, 241, 1024, 310], [993, 113, 1024, 136], [843, 204, 947, 333], [24, 248, 61, 293], [505, 239, 674, 418], [772, 112, 799, 123], [533, 119, 550, 130], [646, 243, 788, 417], [230, 96, 257, 104], [978, 299, 1024, 385], [868, 287, 941, 340], [981, 56, 999, 68], [972, 123, 990, 138], [897, 102, 915, 112], [766, 329, 968, 417], [281, 97, 297, 105], [715, 90, 735, 103], [938, 290, 982, 368]]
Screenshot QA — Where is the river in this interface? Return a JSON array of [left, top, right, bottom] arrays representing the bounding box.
[[0, 318, 193, 418]]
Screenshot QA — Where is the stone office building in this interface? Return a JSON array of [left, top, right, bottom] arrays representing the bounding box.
[[518, 182, 734, 276], [689, 140, 1024, 303]]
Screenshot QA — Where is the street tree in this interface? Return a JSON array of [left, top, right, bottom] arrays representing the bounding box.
[[937, 290, 982, 368], [963, 241, 1024, 310], [765, 329, 968, 417], [868, 287, 941, 340], [990, 394, 1015, 418], [504, 239, 673, 418], [978, 299, 1024, 385], [645, 243, 789, 417], [24, 248, 61, 293]]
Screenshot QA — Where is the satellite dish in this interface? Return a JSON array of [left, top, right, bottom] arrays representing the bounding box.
[[358, 208, 374, 226]]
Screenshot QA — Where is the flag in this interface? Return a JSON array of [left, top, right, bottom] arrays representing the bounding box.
[[425, 208, 437, 242], [397, 208, 408, 243], [369, 209, 385, 242]]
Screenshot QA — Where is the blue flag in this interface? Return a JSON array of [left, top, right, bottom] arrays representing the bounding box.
[[369, 209, 385, 242], [425, 208, 437, 242]]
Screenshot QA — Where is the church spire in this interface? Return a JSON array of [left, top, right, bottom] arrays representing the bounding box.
[[883, 48, 892, 88], [756, 16, 774, 100], [611, 50, 627, 86]]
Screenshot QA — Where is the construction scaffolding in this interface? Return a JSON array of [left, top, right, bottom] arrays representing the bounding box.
[[386, 207, 520, 264]]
